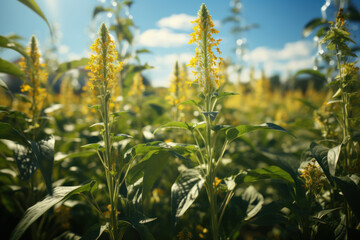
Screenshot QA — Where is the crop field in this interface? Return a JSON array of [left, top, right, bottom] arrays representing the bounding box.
[[0, 0, 359, 239]]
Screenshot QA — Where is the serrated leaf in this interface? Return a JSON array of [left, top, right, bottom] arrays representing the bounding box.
[[10, 181, 97, 240], [171, 168, 204, 223], [0, 58, 24, 77], [52, 58, 90, 86], [18, 0, 52, 34]]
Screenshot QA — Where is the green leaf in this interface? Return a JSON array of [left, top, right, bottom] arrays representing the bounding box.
[[294, 69, 326, 82], [334, 175, 360, 221], [154, 121, 192, 134], [127, 151, 172, 202], [111, 111, 128, 117], [30, 136, 55, 195], [14, 144, 38, 180], [310, 143, 334, 185], [80, 223, 107, 240], [226, 123, 294, 142], [0, 122, 29, 146], [90, 122, 104, 128], [240, 165, 295, 185], [0, 58, 24, 77], [18, 0, 52, 34], [0, 35, 28, 58], [171, 168, 204, 223], [302, 18, 327, 37], [215, 91, 240, 100], [136, 48, 150, 54], [113, 134, 132, 142], [10, 181, 97, 240], [81, 143, 102, 150], [327, 144, 342, 177], [250, 201, 287, 226], [55, 150, 97, 161], [179, 99, 201, 108], [240, 186, 264, 221], [93, 6, 114, 19], [52, 58, 90, 86], [202, 111, 218, 121]]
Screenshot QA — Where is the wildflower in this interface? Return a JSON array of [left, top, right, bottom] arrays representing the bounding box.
[[299, 159, 326, 195], [87, 23, 123, 91], [128, 72, 145, 97], [166, 61, 187, 109], [18, 35, 48, 122], [187, 3, 222, 94]]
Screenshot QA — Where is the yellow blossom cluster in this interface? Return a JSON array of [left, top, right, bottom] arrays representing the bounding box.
[[87, 23, 123, 90], [299, 159, 326, 194], [18, 35, 48, 118], [166, 61, 187, 109], [128, 72, 145, 97], [188, 3, 223, 94]]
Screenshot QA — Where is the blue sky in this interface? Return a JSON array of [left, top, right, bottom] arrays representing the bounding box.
[[1, 0, 359, 86]]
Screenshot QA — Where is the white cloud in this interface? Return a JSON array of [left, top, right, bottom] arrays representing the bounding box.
[[240, 40, 316, 82], [44, 0, 60, 20], [143, 53, 193, 87], [138, 28, 188, 47], [248, 40, 314, 62], [157, 14, 196, 30], [59, 45, 69, 55]]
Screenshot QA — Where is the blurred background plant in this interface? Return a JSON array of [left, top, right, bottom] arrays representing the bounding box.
[[0, 0, 359, 239]]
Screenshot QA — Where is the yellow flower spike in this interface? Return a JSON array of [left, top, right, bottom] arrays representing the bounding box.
[[18, 35, 47, 121], [88, 23, 123, 91], [188, 3, 222, 95], [128, 72, 145, 97]]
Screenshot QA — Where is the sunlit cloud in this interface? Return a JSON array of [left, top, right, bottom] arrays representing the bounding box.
[[138, 28, 188, 47], [157, 14, 196, 30], [247, 40, 314, 62], [43, 0, 60, 21], [239, 40, 316, 82], [144, 53, 193, 87]]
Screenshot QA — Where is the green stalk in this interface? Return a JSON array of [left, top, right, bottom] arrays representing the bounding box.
[[336, 46, 352, 230]]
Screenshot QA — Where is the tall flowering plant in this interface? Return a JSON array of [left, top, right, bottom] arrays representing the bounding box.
[[85, 23, 125, 240], [18, 35, 48, 137], [155, 4, 293, 239]]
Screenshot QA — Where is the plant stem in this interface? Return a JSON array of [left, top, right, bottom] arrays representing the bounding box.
[[336, 46, 352, 230], [204, 94, 219, 239]]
